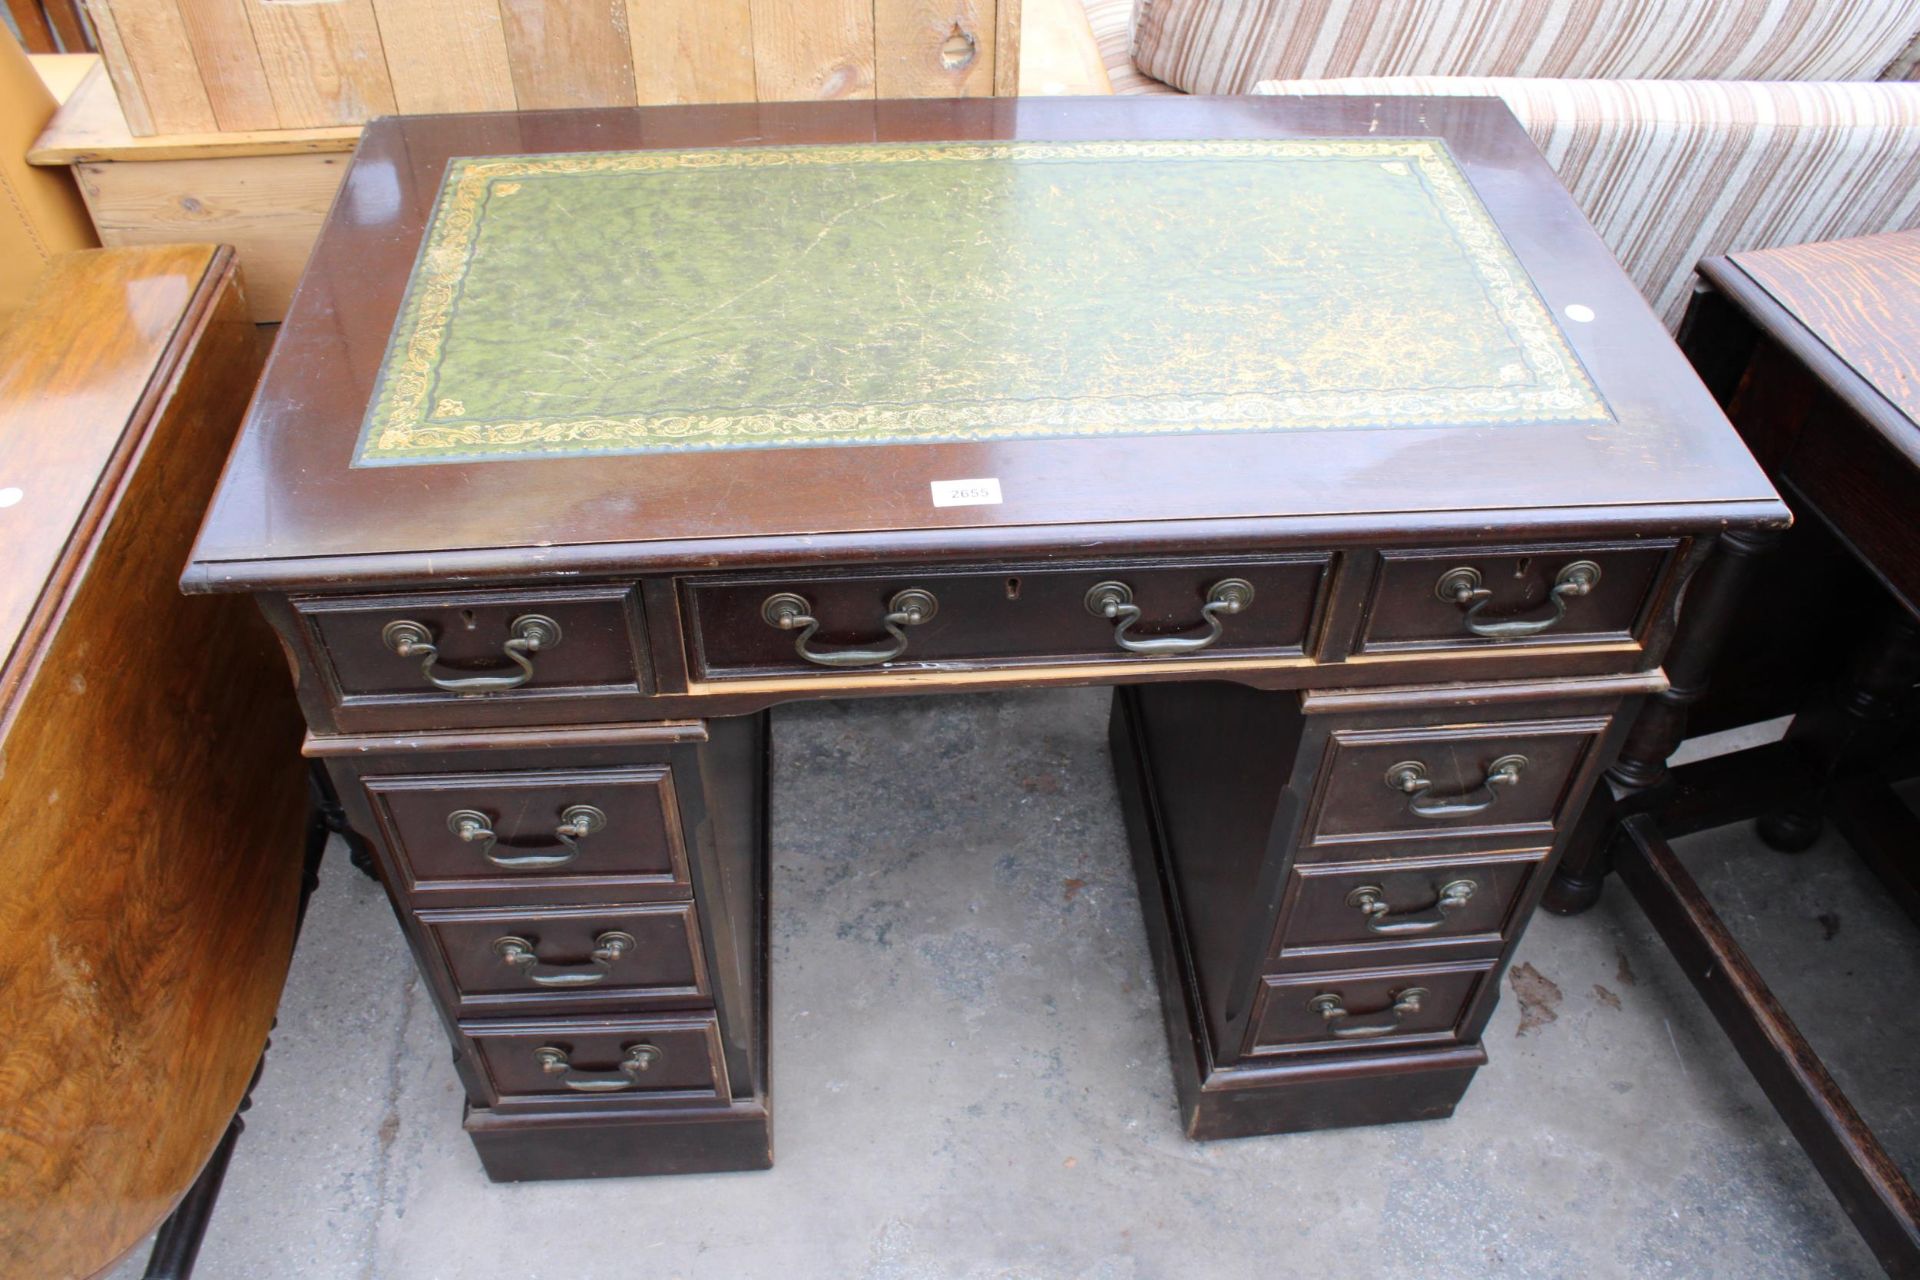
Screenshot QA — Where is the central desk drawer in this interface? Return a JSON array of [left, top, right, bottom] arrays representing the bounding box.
[[465, 1014, 730, 1110], [683, 556, 1330, 679], [420, 902, 708, 1014], [363, 766, 692, 901]]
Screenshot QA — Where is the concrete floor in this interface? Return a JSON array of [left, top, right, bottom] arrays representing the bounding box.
[[107, 689, 1915, 1279]]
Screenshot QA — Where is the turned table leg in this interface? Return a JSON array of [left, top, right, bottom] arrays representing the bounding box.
[[307, 761, 379, 881], [1546, 527, 1783, 914], [1757, 610, 1920, 853]]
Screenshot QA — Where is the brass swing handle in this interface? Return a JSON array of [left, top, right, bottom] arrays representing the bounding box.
[[1084, 578, 1255, 656], [761, 588, 937, 667], [382, 613, 561, 692], [1346, 880, 1477, 934], [447, 804, 606, 869], [1308, 987, 1428, 1039], [1387, 755, 1527, 819], [1435, 560, 1601, 639], [493, 930, 636, 986], [532, 1043, 661, 1092]]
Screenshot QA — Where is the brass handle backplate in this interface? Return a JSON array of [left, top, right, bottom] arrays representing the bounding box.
[[1387, 755, 1526, 819], [532, 1042, 661, 1091], [1308, 987, 1428, 1038], [447, 803, 606, 869], [382, 613, 561, 692], [1436, 560, 1600, 640], [1084, 578, 1254, 656], [493, 930, 636, 986], [762, 588, 937, 667], [1345, 880, 1477, 934]]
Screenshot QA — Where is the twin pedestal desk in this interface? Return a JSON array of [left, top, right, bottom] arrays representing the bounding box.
[[183, 96, 1786, 1181]]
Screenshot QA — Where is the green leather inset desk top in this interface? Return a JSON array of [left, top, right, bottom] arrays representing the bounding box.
[[357, 138, 1609, 466]]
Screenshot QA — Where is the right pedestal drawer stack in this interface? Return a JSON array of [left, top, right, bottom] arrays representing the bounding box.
[[1112, 669, 1664, 1139]]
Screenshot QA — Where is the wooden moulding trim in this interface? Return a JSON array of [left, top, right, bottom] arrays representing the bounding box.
[[687, 652, 1317, 696], [1301, 669, 1669, 714], [463, 1096, 769, 1132], [181, 500, 1795, 596], [1196, 1042, 1489, 1093], [1339, 641, 1646, 667], [303, 719, 710, 757]]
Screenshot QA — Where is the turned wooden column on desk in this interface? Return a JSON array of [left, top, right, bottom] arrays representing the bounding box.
[[1550, 229, 1920, 1273], [183, 96, 1785, 1182]]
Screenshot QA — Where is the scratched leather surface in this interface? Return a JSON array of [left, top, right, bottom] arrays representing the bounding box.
[[357, 138, 1609, 466]]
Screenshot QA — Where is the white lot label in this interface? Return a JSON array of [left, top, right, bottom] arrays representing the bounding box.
[[930, 477, 1002, 508]]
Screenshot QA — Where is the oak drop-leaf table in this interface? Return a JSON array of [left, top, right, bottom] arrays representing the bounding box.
[[184, 96, 1785, 1181]]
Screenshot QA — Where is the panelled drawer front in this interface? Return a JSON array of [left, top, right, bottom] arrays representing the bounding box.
[[364, 766, 691, 901], [297, 585, 649, 707], [1358, 543, 1673, 654], [685, 556, 1330, 679], [1269, 852, 1545, 972], [466, 1015, 729, 1109], [1303, 717, 1609, 851], [421, 902, 708, 1014], [1245, 962, 1494, 1057]]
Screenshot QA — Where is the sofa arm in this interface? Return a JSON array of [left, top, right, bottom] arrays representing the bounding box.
[[1253, 77, 1920, 328]]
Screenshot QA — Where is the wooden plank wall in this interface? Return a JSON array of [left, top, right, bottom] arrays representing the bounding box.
[[83, 0, 1021, 135], [8, 0, 93, 53]]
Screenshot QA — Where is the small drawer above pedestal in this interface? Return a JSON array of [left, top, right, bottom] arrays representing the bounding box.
[[1357, 542, 1675, 656], [293, 585, 651, 726]]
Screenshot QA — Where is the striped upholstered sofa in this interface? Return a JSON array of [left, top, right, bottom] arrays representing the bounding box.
[[1073, 0, 1920, 328]]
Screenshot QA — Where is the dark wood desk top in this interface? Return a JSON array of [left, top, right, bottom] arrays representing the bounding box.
[[187, 96, 1781, 593]]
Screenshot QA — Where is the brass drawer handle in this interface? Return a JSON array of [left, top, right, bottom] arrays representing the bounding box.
[[1436, 560, 1600, 639], [761, 589, 937, 667], [1308, 987, 1428, 1039], [1084, 578, 1254, 656], [1387, 755, 1526, 819], [493, 930, 636, 986], [446, 804, 606, 869], [382, 613, 561, 692], [1346, 880, 1477, 934], [532, 1042, 661, 1092]]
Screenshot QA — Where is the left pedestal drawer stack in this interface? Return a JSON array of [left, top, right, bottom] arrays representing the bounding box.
[[312, 714, 772, 1181]]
